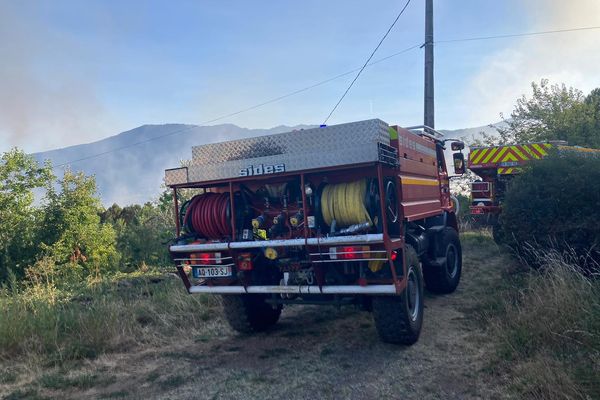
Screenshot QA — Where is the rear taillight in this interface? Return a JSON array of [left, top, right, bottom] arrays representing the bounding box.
[[329, 246, 370, 260], [237, 253, 253, 270], [190, 252, 222, 265]]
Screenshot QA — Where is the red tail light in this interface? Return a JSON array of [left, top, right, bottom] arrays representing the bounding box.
[[330, 246, 370, 260], [390, 251, 398, 262], [338, 246, 360, 260], [190, 252, 222, 265], [198, 253, 211, 265]]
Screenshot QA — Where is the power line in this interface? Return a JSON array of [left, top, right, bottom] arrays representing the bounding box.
[[436, 25, 600, 43], [55, 43, 422, 168], [54, 24, 600, 168], [321, 0, 412, 125]]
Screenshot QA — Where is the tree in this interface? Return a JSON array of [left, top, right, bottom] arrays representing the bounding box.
[[113, 202, 173, 269], [0, 149, 53, 280], [39, 170, 117, 275], [583, 88, 600, 147], [477, 79, 600, 148]]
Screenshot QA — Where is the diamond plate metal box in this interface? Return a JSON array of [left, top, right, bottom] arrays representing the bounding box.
[[166, 119, 392, 184], [165, 167, 188, 185], [191, 119, 390, 165]]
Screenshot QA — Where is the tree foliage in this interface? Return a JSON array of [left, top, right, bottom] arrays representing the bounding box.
[[475, 79, 600, 148], [39, 171, 118, 275], [0, 149, 53, 280], [0, 147, 178, 284], [101, 201, 174, 270]]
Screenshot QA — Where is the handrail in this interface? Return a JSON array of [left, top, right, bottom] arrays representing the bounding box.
[[404, 124, 445, 138]]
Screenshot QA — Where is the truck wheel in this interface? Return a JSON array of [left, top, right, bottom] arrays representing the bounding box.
[[424, 227, 462, 294], [221, 294, 282, 333], [372, 245, 423, 345]]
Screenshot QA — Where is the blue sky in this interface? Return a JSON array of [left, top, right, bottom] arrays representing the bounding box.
[[1, 0, 600, 152]]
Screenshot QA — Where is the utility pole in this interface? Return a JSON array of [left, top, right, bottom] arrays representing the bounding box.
[[424, 0, 434, 129]]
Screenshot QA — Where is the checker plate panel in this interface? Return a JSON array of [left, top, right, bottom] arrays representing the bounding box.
[[167, 119, 392, 184]]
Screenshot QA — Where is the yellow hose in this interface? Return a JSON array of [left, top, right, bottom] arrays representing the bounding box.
[[321, 179, 372, 227]]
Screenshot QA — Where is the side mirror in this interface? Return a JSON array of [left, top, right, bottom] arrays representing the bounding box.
[[451, 141, 465, 151], [453, 152, 466, 175]]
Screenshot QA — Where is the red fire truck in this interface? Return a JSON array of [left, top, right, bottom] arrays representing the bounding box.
[[165, 119, 466, 344]]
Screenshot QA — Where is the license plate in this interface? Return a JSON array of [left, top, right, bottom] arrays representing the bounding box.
[[193, 266, 232, 278]]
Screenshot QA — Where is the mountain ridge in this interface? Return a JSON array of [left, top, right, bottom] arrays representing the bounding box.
[[32, 121, 499, 205]]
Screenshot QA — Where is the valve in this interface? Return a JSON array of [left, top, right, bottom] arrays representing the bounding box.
[[289, 210, 304, 228]]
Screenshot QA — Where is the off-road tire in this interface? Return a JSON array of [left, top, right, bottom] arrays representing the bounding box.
[[221, 294, 282, 333], [424, 227, 462, 294], [372, 245, 423, 345]]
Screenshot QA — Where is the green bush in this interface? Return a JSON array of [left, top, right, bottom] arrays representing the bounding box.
[[101, 202, 174, 270], [500, 154, 600, 267]]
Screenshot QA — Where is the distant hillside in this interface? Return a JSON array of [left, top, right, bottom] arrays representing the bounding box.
[[32, 121, 500, 206]]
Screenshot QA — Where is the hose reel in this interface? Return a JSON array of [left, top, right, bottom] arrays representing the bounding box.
[[315, 178, 380, 233], [181, 191, 252, 240]]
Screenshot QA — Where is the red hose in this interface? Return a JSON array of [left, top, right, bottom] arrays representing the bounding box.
[[184, 193, 231, 239]]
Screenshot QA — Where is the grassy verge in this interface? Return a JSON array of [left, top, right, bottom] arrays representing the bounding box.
[[481, 248, 600, 399], [0, 274, 220, 365]]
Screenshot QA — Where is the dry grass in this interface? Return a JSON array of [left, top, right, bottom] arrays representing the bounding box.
[[487, 250, 600, 399], [0, 274, 221, 364]]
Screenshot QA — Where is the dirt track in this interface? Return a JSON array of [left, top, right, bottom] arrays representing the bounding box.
[[2, 233, 512, 399]]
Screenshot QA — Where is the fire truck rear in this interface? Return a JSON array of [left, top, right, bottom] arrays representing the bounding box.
[[165, 119, 466, 344]]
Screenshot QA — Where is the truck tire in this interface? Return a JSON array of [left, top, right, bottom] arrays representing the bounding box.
[[221, 294, 282, 333], [372, 245, 423, 345], [424, 227, 462, 294]]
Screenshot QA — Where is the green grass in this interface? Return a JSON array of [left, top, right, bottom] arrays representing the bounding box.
[[3, 388, 48, 400], [103, 390, 130, 398], [160, 374, 187, 390], [145, 370, 161, 383], [0, 275, 220, 365], [38, 371, 116, 390], [0, 367, 18, 384]]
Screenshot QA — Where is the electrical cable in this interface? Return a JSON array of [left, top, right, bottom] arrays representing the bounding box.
[[52, 24, 600, 169], [436, 26, 600, 44], [54, 42, 421, 169], [322, 0, 412, 125], [320, 179, 372, 227]]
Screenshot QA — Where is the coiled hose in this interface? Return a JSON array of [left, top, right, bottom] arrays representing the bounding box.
[[320, 179, 372, 228], [184, 193, 231, 239]]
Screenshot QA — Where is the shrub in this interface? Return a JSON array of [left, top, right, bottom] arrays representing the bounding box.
[[500, 153, 600, 267]]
